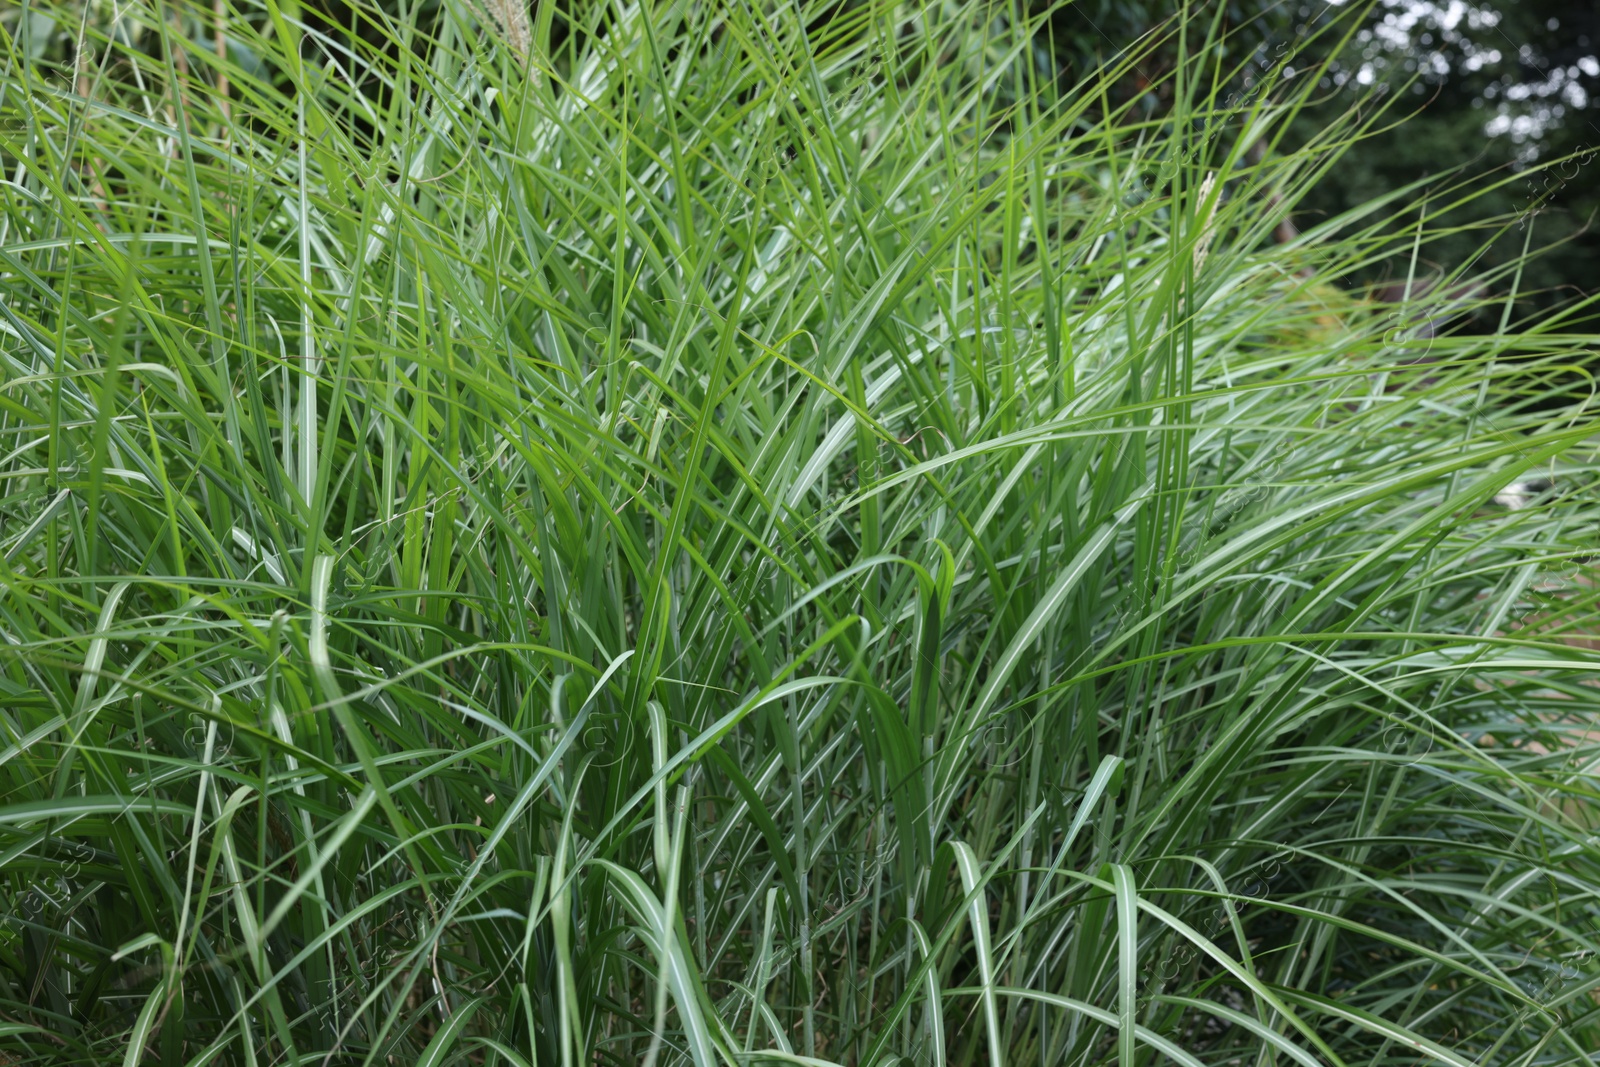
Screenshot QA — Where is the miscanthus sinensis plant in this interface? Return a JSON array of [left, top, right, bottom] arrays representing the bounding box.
[[0, 0, 1598, 1064]]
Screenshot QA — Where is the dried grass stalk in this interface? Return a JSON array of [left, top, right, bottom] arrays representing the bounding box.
[[475, 0, 531, 64]]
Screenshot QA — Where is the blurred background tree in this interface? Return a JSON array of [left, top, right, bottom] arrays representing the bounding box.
[[1278, 0, 1600, 332], [1028, 0, 1599, 392]]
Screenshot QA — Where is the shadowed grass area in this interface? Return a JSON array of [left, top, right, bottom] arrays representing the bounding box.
[[0, 1, 1598, 1064]]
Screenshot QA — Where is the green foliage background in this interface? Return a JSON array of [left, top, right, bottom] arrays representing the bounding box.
[[0, 1, 1597, 1066]]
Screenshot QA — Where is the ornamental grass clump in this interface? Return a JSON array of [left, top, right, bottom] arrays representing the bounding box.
[[0, 1, 1598, 1065]]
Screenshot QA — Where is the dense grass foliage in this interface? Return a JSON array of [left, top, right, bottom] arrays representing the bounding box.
[[1, 1, 1599, 1064]]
